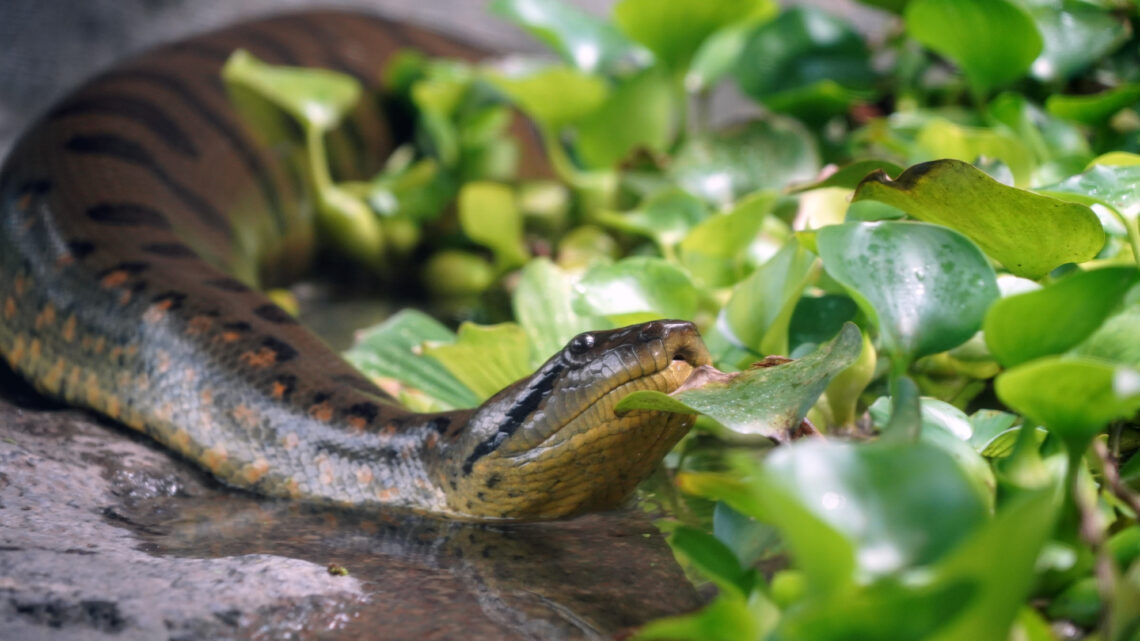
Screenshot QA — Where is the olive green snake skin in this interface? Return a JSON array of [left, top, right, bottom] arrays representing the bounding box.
[[0, 10, 710, 520]]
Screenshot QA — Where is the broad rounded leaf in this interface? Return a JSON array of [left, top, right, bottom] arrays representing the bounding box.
[[671, 118, 819, 207], [789, 159, 904, 194], [734, 7, 875, 120], [513, 258, 607, 365], [424, 323, 532, 401], [722, 241, 818, 356], [1072, 305, 1140, 368], [905, 0, 1042, 95], [854, 159, 1104, 279], [223, 49, 361, 132], [489, 0, 649, 74], [616, 323, 863, 441], [486, 65, 608, 130], [817, 221, 999, 366], [1046, 85, 1140, 126], [984, 266, 1140, 367], [575, 67, 676, 169], [996, 357, 1140, 457], [1038, 163, 1140, 220], [1027, 2, 1129, 83], [458, 182, 528, 269], [573, 257, 699, 323], [345, 310, 479, 409], [597, 189, 708, 251], [680, 191, 777, 288], [613, 0, 777, 71]]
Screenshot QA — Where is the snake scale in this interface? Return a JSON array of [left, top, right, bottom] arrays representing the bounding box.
[[0, 10, 711, 520]]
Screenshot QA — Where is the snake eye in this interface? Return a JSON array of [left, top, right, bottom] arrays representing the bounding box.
[[568, 333, 595, 355]]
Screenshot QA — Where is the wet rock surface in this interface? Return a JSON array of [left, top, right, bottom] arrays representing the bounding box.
[[0, 365, 703, 640]]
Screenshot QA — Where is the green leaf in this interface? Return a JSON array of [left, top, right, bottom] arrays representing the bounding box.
[[575, 67, 676, 169], [905, 0, 1042, 95], [686, 19, 761, 92], [669, 526, 754, 597], [853, 159, 1104, 279], [457, 182, 529, 269], [597, 188, 708, 252], [1072, 304, 1140, 368], [996, 356, 1140, 457], [1046, 577, 1101, 627], [679, 191, 777, 288], [756, 439, 989, 591], [573, 257, 699, 324], [733, 7, 875, 121], [671, 118, 819, 207], [1038, 162, 1140, 220], [789, 159, 905, 194], [968, 409, 1022, 455], [788, 295, 859, 354], [1026, 1, 1129, 83], [616, 323, 863, 441], [345, 310, 479, 409], [613, 0, 777, 71], [512, 258, 607, 366], [222, 49, 361, 133], [635, 592, 773, 641], [423, 323, 532, 401], [722, 241, 818, 356], [913, 118, 1037, 187], [816, 221, 999, 367], [485, 65, 608, 130], [489, 0, 649, 74], [1046, 85, 1140, 125], [983, 266, 1140, 367]]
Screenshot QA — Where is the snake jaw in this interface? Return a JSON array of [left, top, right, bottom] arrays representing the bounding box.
[[439, 320, 710, 520]]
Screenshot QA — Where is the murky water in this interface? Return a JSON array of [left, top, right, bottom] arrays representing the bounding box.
[[112, 493, 701, 640]]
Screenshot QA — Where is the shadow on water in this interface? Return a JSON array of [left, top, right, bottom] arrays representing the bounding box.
[[113, 493, 703, 641]]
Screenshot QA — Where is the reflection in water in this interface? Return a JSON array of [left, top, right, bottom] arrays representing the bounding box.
[[114, 494, 703, 640]]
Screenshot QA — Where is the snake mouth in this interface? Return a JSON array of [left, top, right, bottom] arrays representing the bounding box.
[[500, 324, 712, 460]]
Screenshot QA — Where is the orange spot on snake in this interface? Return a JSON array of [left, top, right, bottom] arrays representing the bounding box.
[[239, 347, 277, 368], [186, 315, 213, 336], [282, 432, 299, 451], [202, 445, 228, 471], [125, 345, 138, 358], [347, 416, 367, 431], [42, 357, 66, 393], [3, 297, 15, 320], [200, 389, 214, 406], [183, 367, 197, 383], [29, 338, 42, 363], [109, 346, 122, 361], [220, 331, 241, 343], [143, 299, 174, 323], [105, 395, 121, 419], [34, 303, 56, 330], [136, 373, 150, 391], [172, 429, 192, 452], [119, 290, 132, 305], [244, 458, 270, 484], [232, 404, 259, 428], [270, 380, 287, 399], [56, 253, 75, 268], [308, 401, 334, 422], [155, 350, 170, 373], [286, 478, 301, 498], [100, 270, 128, 288], [61, 314, 77, 342], [355, 466, 374, 486], [9, 335, 27, 366], [85, 372, 101, 406], [67, 365, 82, 394], [377, 487, 397, 501], [13, 275, 27, 296], [93, 336, 106, 355]]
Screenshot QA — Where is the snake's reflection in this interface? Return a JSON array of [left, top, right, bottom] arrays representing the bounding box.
[[114, 494, 703, 640]]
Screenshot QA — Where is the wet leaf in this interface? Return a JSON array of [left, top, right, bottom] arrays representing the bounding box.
[[905, 0, 1042, 95], [457, 182, 529, 269], [789, 159, 904, 194], [1026, 1, 1129, 83], [853, 159, 1103, 279], [734, 7, 875, 121], [345, 310, 479, 410], [754, 439, 989, 590], [575, 67, 676, 169], [513, 259, 607, 366], [423, 323, 532, 401], [1046, 85, 1140, 125], [669, 525, 754, 597], [616, 323, 862, 440], [1072, 304, 1140, 368], [816, 220, 999, 368], [995, 356, 1140, 457], [1038, 162, 1140, 220], [671, 118, 819, 208], [489, 0, 648, 74], [597, 189, 708, 252], [223, 49, 361, 133], [486, 65, 608, 130], [573, 257, 699, 324], [788, 295, 859, 353], [679, 191, 777, 288], [984, 266, 1139, 367], [612, 0, 777, 71], [722, 241, 818, 356]]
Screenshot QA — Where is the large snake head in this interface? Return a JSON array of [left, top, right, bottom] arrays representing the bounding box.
[[437, 320, 711, 520]]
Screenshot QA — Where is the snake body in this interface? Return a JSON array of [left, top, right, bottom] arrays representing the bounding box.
[[0, 11, 710, 520]]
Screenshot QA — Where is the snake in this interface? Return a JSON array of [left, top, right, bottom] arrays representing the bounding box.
[[0, 10, 711, 520]]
